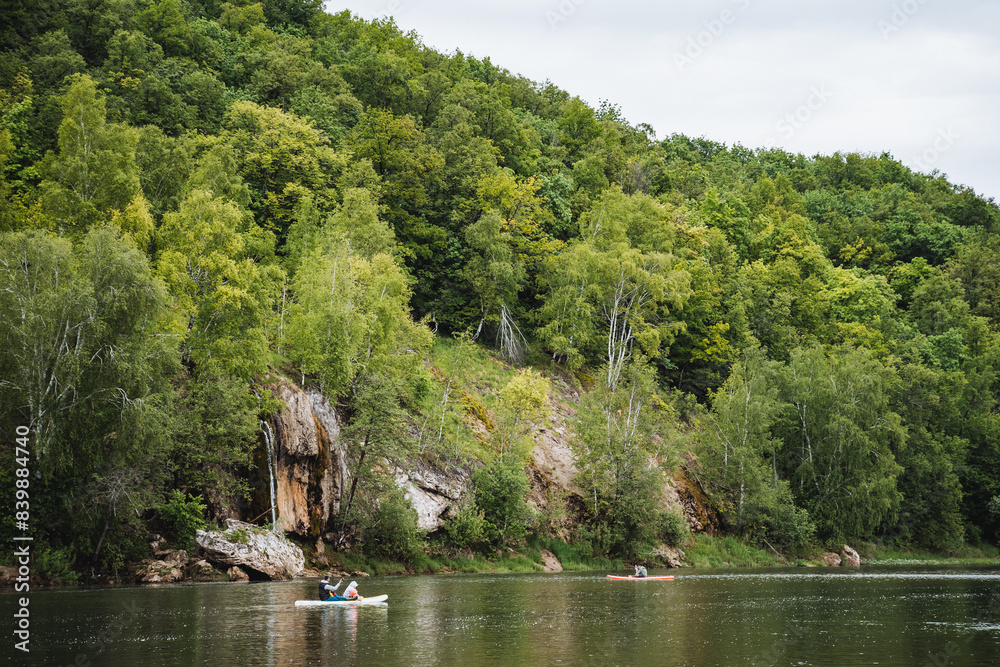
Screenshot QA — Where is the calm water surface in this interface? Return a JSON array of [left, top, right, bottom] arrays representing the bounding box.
[[11, 566, 1000, 666]]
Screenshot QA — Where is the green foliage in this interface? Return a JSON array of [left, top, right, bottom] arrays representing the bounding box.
[[572, 361, 676, 557], [443, 503, 487, 550], [494, 368, 549, 459], [360, 485, 423, 563], [39, 74, 141, 234], [472, 457, 532, 547], [773, 346, 905, 541], [159, 490, 207, 545], [683, 534, 781, 568], [5, 2, 1000, 578], [657, 508, 690, 547], [157, 189, 283, 379], [35, 547, 81, 584], [168, 372, 260, 506]]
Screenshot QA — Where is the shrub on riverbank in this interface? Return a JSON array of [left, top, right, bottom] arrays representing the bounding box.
[[682, 534, 781, 568]]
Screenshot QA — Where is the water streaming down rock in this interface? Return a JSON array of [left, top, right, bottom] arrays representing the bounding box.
[[254, 376, 472, 539], [260, 420, 278, 532], [262, 378, 349, 536]]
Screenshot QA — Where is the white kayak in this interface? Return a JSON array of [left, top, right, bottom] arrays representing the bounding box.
[[295, 595, 388, 606]]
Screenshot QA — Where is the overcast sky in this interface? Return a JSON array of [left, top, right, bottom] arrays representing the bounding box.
[[326, 0, 1000, 202]]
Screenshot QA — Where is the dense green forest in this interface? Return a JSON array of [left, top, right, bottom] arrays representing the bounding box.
[[2, 0, 999, 577]]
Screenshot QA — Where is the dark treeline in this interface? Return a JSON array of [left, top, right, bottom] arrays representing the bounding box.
[[2, 0, 999, 577]]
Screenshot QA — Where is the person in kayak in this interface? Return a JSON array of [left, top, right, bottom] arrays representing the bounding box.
[[634, 564, 647, 578], [343, 581, 361, 600], [318, 574, 344, 601]]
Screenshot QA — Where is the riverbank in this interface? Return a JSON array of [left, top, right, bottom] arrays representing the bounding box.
[[6, 533, 998, 588], [306, 535, 1000, 578]]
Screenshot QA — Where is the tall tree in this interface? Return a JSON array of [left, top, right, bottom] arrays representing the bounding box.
[[774, 346, 905, 540], [156, 189, 283, 379], [39, 74, 141, 234]]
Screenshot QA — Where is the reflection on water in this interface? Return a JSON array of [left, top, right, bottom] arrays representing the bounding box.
[[11, 566, 1000, 666]]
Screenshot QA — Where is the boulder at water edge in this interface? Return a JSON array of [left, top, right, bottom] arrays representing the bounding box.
[[196, 519, 305, 580], [820, 552, 842, 567], [840, 544, 861, 567]]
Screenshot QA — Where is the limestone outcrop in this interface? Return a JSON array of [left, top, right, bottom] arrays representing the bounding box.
[[820, 552, 842, 567], [840, 544, 861, 567], [265, 380, 349, 537], [196, 519, 305, 580], [396, 459, 470, 531]]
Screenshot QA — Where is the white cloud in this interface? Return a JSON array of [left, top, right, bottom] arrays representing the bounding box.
[[326, 0, 1000, 200]]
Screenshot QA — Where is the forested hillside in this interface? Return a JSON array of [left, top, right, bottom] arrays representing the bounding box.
[[2, 0, 999, 577]]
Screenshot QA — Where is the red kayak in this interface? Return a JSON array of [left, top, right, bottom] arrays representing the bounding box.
[[607, 575, 674, 581]]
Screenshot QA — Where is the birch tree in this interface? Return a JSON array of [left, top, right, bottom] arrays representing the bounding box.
[[537, 189, 692, 388], [774, 345, 905, 540]]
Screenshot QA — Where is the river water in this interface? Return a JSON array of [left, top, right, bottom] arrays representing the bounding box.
[[11, 566, 1000, 666]]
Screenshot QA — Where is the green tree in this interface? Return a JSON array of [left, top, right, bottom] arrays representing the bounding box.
[[537, 192, 692, 388], [222, 100, 345, 241], [39, 74, 141, 234], [285, 228, 430, 397], [336, 373, 415, 547], [493, 369, 549, 459], [573, 360, 674, 556], [773, 346, 905, 541], [342, 108, 445, 263], [702, 345, 815, 550], [472, 457, 532, 547], [463, 210, 528, 362], [0, 226, 178, 570], [156, 189, 283, 379]]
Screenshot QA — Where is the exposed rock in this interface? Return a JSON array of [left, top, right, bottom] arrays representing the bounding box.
[[227, 566, 249, 582], [140, 560, 184, 583], [541, 550, 563, 573], [673, 463, 722, 536], [0, 565, 17, 584], [148, 534, 166, 554], [196, 519, 305, 580], [530, 390, 580, 493], [262, 379, 348, 537], [396, 458, 470, 531], [138, 548, 192, 583], [820, 552, 842, 567], [154, 549, 189, 567], [653, 545, 686, 569], [188, 560, 221, 582], [314, 538, 329, 566], [840, 544, 861, 567]]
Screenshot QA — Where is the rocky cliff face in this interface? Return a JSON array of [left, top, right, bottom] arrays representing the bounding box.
[[254, 373, 694, 554], [396, 459, 470, 531], [259, 377, 471, 538], [263, 378, 348, 537]]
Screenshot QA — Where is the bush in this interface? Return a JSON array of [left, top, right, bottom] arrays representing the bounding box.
[[363, 486, 423, 562], [444, 503, 486, 549], [473, 458, 531, 547], [159, 490, 206, 545], [658, 508, 690, 547], [36, 547, 80, 583]]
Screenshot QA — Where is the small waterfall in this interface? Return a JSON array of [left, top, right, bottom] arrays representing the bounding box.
[[260, 420, 278, 532]]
